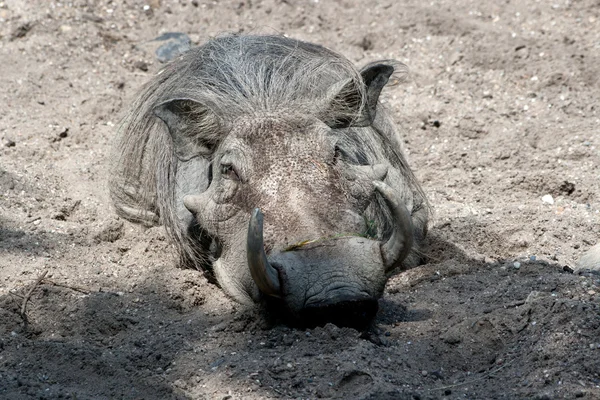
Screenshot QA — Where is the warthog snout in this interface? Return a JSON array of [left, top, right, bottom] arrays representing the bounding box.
[[299, 297, 379, 329], [247, 179, 413, 325]]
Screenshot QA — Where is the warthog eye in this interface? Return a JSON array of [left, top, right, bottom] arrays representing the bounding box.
[[334, 145, 368, 165], [333, 144, 369, 166], [333, 146, 342, 165], [220, 163, 240, 181]]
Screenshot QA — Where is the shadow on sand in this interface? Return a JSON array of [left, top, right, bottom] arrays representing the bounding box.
[[0, 228, 598, 399]]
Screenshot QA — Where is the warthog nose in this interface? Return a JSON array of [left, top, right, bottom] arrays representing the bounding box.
[[298, 296, 379, 329]]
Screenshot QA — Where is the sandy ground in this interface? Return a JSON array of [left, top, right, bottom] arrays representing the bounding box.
[[1, 0, 599, 399]]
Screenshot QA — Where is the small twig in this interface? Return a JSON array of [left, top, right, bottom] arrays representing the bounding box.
[[504, 299, 526, 308], [41, 279, 91, 294], [20, 270, 48, 326], [413, 248, 440, 263], [428, 358, 515, 392]]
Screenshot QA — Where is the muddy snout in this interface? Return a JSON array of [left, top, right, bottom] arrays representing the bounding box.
[[247, 208, 389, 326], [269, 238, 386, 327], [298, 296, 379, 329]]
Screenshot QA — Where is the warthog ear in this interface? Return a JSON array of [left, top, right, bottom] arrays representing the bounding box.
[[324, 62, 398, 128], [153, 98, 220, 161]]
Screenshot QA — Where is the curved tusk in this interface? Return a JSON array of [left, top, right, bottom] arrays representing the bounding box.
[[183, 194, 204, 214], [247, 208, 281, 297], [373, 181, 414, 272]]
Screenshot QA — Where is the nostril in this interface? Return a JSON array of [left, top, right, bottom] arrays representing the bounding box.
[[333, 145, 342, 165], [299, 297, 378, 329], [267, 261, 286, 291]]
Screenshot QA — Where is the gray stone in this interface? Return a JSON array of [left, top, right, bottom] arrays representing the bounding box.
[[576, 243, 600, 273], [154, 32, 191, 63]]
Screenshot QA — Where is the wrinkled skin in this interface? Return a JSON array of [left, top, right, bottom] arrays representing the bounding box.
[[181, 116, 408, 324]]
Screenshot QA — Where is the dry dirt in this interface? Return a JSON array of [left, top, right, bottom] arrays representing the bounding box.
[[1, 0, 599, 399]]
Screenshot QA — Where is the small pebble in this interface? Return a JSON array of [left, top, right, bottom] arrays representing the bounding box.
[[529, 255, 536, 261], [133, 60, 149, 71], [563, 265, 574, 273], [542, 194, 554, 205], [576, 243, 600, 273], [10, 22, 34, 40], [514, 261, 521, 269], [421, 370, 428, 377], [154, 32, 191, 63]]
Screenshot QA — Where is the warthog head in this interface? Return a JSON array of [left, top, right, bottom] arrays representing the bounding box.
[[110, 35, 428, 327]]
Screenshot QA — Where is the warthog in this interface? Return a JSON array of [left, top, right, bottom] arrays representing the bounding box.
[[110, 34, 428, 326]]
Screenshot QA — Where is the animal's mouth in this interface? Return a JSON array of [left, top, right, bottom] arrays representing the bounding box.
[[247, 180, 414, 299], [264, 289, 379, 329], [245, 181, 414, 326], [304, 285, 372, 308], [299, 296, 379, 329]]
